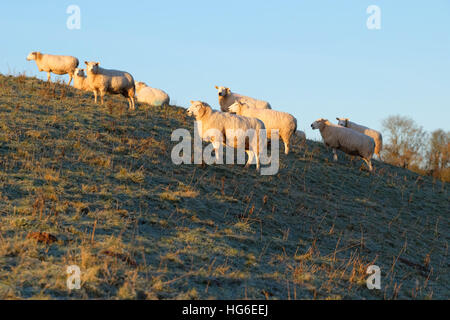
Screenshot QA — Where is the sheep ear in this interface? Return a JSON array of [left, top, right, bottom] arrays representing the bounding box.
[[215, 86, 219, 90], [84, 61, 88, 65], [95, 62, 100, 66], [190, 100, 194, 104]]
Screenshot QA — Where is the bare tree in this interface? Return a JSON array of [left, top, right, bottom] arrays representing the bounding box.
[[381, 115, 427, 169], [427, 129, 450, 181]]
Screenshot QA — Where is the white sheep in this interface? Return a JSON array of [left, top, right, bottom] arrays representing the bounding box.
[[228, 101, 297, 155], [72, 68, 90, 91], [311, 118, 375, 171], [135, 82, 170, 107], [187, 101, 266, 170], [26, 52, 79, 86], [84, 61, 136, 110], [215, 86, 272, 112], [337, 118, 383, 159]]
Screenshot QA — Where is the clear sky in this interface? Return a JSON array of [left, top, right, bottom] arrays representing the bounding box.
[[0, 0, 449, 139]]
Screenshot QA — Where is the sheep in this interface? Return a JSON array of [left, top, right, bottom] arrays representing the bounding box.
[[296, 130, 306, 142], [187, 101, 266, 170], [228, 101, 297, 155], [215, 86, 271, 112], [291, 130, 306, 147], [72, 68, 90, 91], [135, 82, 170, 107], [311, 118, 375, 171], [337, 118, 383, 159], [26, 52, 79, 86], [84, 61, 136, 110]]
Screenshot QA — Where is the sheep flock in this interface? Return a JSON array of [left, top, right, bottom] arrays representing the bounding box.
[[27, 51, 383, 173]]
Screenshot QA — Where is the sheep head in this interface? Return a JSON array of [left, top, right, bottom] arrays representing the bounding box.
[[26, 52, 41, 61], [228, 101, 245, 114], [135, 82, 147, 91], [215, 86, 230, 97], [311, 118, 329, 130], [187, 101, 210, 119], [336, 118, 349, 127], [85, 61, 100, 74], [74, 68, 85, 77]]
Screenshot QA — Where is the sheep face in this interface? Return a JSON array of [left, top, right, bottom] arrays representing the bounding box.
[[85, 61, 100, 74], [311, 119, 328, 130], [135, 82, 147, 91], [74, 68, 85, 77], [228, 102, 241, 114], [26, 52, 41, 61], [215, 86, 230, 97], [187, 101, 209, 118], [337, 118, 349, 127], [228, 101, 247, 114]]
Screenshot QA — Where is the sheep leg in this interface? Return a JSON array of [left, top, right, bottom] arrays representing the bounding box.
[[254, 151, 260, 170], [284, 138, 290, 155], [245, 151, 255, 169], [98, 90, 105, 105], [363, 158, 373, 172], [212, 142, 221, 163], [68, 74, 73, 86], [93, 90, 98, 104], [127, 88, 136, 110], [333, 149, 338, 162], [47, 72, 51, 82]]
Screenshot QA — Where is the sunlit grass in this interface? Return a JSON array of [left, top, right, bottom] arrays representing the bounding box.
[[0, 74, 447, 300]]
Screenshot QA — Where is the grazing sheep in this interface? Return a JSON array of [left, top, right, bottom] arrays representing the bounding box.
[[187, 101, 266, 170], [337, 118, 383, 158], [311, 118, 375, 171], [72, 68, 90, 91], [26, 52, 79, 85], [296, 130, 306, 142], [215, 86, 271, 112], [84, 61, 136, 110], [229, 101, 297, 155], [291, 130, 306, 147], [135, 82, 170, 107]]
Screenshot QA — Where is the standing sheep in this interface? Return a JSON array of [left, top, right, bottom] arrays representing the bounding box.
[[187, 101, 266, 170], [26, 52, 79, 86], [215, 86, 272, 112], [337, 118, 383, 159], [311, 119, 375, 171], [135, 82, 170, 107], [229, 101, 297, 155], [72, 68, 90, 91], [84, 61, 136, 110]]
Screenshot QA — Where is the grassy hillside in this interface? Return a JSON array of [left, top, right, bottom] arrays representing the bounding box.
[[0, 74, 448, 300]]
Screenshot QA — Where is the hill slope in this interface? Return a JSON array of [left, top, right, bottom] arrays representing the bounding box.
[[0, 74, 448, 300]]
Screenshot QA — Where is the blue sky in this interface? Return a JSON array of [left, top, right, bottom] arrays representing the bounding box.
[[0, 0, 449, 139]]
